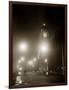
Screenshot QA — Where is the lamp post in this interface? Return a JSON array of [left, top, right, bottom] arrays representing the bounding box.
[[44, 58, 48, 75], [16, 42, 28, 85], [19, 42, 28, 52]]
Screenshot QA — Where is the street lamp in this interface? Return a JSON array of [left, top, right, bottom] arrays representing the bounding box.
[[44, 58, 48, 75], [16, 42, 28, 85], [44, 58, 48, 63], [18, 80, 22, 84], [19, 67, 22, 71], [40, 42, 49, 54], [33, 57, 37, 62], [28, 60, 33, 66], [18, 60, 22, 64], [16, 76, 22, 84], [21, 56, 25, 61], [18, 71, 22, 75], [43, 23, 46, 26], [19, 42, 28, 52]]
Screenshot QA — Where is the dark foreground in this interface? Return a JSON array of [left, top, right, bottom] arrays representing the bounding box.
[[12, 71, 65, 88]]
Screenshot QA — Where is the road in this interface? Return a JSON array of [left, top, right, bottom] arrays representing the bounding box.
[[14, 71, 65, 88]]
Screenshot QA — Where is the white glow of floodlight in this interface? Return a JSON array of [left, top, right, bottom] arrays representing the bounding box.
[[44, 58, 48, 63], [18, 60, 22, 64], [19, 67, 22, 71], [16, 76, 22, 84], [18, 72, 21, 75], [28, 60, 33, 66], [43, 32, 47, 38], [21, 57, 25, 61], [46, 72, 48, 75], [19, 80, 22, 84], [41, 45, 47, 52], [19, 42, 27, 52], [33, 57, 37, 62], [43, 23, 46, 26], [40, 42, 49, 53]]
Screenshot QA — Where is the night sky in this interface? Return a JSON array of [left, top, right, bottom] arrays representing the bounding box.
[[12, 2, 66, 72]]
